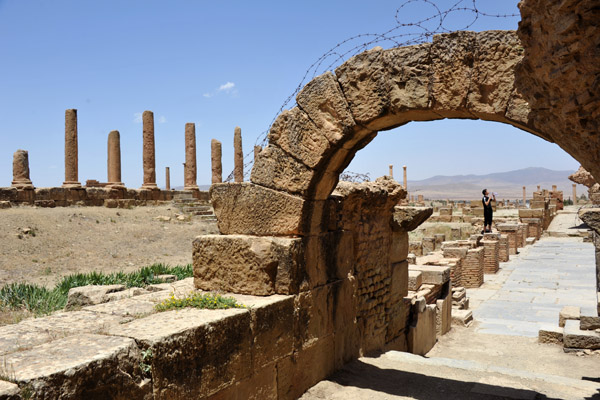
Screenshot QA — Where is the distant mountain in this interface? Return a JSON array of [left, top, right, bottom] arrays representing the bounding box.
[[406, 167, 587, 200]]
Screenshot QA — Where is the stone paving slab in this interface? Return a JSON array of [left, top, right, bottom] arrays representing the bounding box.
[[468, 235, 596, 338]]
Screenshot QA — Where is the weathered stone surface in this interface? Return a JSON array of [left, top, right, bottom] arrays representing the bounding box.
[[211, 139, 222, 184], [564, 319, 600, 350], [108, 308, 251, 399], [408, 270, 422, 291], [296, 71, 356, 144], [390, 261, 409, 301], [83, 297, 156, 317], [141, 110, 157, 189], [579, 208, 600, 234], [569, 166, 596, 188], [538, 325, 563, 344], [2, 334, 147, 399], [11, 149, 33, 188], [184, 123, 199, 190], [517, 0, 600, 180], [211, 182, 305, 236], [64, 284, 126, 310], [193, 235, 303, 295], [0, 380, 19, 399], [234, 126, 244, 183], [559, 306, 581, 328], [207, 363, 277, 400], [452, 309, 473, 327], [580, 314, 600, 331], [409, 265, 450, 285], [267, 107, 331, 169], [407, 304, 437, 356], [18, 311, 126, 336], [295, 285, 334, 350], [392, 207, 433, 232], [436, 291, 452, 336], [63, 109, 81, 187], [276, 335, 335, 400], [332, 277, 360, 369], [251, 144, 315, 196], [390, 231, 408, 263]]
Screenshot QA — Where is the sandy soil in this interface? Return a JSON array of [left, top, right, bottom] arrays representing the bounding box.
[[0, 205, 219, 288]]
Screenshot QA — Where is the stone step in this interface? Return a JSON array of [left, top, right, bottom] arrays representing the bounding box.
[[182, 206, 212, 213], [564, 319, 600, 349], [302, 351, 600, 399], [197, 215, 217, 221], [452, 309, 472, 327]]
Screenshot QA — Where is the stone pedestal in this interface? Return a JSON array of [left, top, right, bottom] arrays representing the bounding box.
[[141, 111, 157, 189], [107, 130, 124, 188], [211, 139, 222, 184], [11, 149, 33, 189], [184, 123, 198, 190], [254, 146, 262, 161], [63, 109, 81, 188], [234, 126, 243, 183]]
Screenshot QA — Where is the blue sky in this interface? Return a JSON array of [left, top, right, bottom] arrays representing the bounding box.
[[0, 0, 580, 188]]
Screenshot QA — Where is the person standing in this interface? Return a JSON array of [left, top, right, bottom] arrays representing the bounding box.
[[482, 189, 496, 233]]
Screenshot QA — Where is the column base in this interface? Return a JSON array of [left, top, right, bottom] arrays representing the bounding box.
[[140, 183, 158, 189], [183, 185, 200, 191], [62, 181, 81, 188], [107, 183, 126, 189], [11, 180, 34, 189]]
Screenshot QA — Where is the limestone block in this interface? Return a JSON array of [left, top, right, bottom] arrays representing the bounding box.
[[407, 304, 437, 356], [436, 292, 452, 336], [107, 308, 252, 399], [210, 182, 306, 236], [0, 188, 17, 202], [207, 363, 277, 400], [564, 319, 600, 350], [422, 237, 435, 254], [569, 166, 596, 188], [225, 294, 294, 370], [83, 297, 156, 317], [18, 310, 126, 337], [409, 241, 423, 256], [407, 254, 417, 264], [276, 335, 335, 400], [332, 277, 360, 369], [392, 207, 433, 232], [304, 230, 354, 287], [390, 231, 409, 263], [579, 208, 600, 234], [409, 265, 450, 285], [1, 334, 147, 399], [267, 107, 331, 168], [64, 284, 126, 310], [193, 235, 303, 295], [538, 325, 563, 344], [0, 380, 19, 399], [250, 144, 314, 197], [580, 314, 600, 331], [296, 71, 356, 144], [408, 270, 422, 291], [559, 306, 580, 328], [452, 309, 473, 326], [390, 261, 409, 301], [295, 285, 334, 350]]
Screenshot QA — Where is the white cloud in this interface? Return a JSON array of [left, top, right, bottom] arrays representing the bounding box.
[[133, 112, 143, 123], [218, 82, 235, 92], [204, 81, 238, 99], [158, 116, 167, 124]]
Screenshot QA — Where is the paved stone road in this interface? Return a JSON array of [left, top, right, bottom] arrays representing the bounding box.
[[470, 212, 597, 337]]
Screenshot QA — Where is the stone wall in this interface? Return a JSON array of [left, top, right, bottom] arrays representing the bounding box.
[[0, 187, 209, 208]]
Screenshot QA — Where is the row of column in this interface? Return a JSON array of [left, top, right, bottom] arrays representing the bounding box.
[[11, 109, 215, 190]]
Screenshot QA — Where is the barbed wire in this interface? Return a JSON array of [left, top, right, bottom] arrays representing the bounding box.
[[224, 0, 518, 183]]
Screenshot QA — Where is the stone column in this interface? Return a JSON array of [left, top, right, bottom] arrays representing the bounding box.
[[403, 165, 407, 190], [573, 184, 577, 205], [254, 145, 261, 161], [537, 185, 541, 191], [141, 111, 157, 189], [234, 126, 243, 182], [165, 167, 170, 190], [63, 109, 81, 187], [388, 164, 393, 179], [11, 149, 33, 188], [183, 123, 198, 190], [522, 186, 526, 205], [211, 139, 222, 184], [552, 185, 557, 192], [107, 130, 124, 187]]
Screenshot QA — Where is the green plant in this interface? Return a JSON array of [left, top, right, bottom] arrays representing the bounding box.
[[140, 347, 153, 375], [155, 292, 245, 312]]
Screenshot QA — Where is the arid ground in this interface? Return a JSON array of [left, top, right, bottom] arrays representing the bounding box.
[[0, 205, 218, 288]]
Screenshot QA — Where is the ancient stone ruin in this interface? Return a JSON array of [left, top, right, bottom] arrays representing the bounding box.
[[0, 0, 599, 398]]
